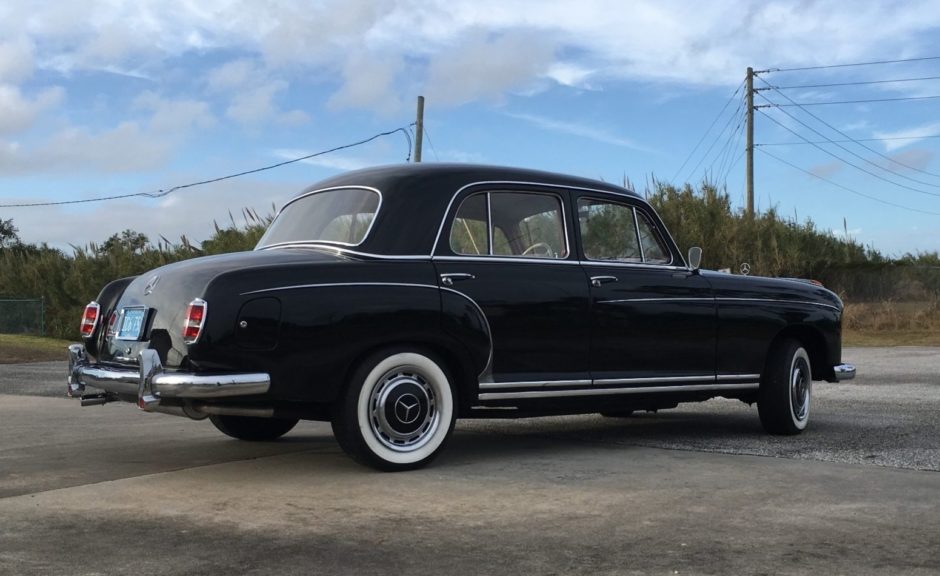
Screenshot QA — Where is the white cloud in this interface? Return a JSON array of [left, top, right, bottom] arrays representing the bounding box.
[[873, 122, 940, 152], [273, 148, 374, 171], [0, 39, 34, 83], [328, 51, 404, 114], [8, 176, 303, 250], [424, 32, 558, 105], [0, 122, 171, 175], [506, 112, 650, 151], [134, 91, 215, 133], [809, 161, 842, 179], [876, 149, 936, 173], [206, 59, 310, 126], [0, 91, 222, 176], [0, 85, 64, 135], [3, 0, 940, 109]]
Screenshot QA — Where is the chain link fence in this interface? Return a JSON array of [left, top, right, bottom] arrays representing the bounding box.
[[817, 265, 940, 303], [0, 298, 45, 335]]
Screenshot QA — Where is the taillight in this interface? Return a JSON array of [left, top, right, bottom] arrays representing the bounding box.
[[80, 302, 101, 337], [182, 298, 207, 344]]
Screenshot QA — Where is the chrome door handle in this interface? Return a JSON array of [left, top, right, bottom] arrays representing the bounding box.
[[441, 273, 475, 286], [590, 275, 618, 287]]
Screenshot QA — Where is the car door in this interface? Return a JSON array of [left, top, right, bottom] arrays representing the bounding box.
[[433, 186, 591, 388], [575, 194, 717, 386]]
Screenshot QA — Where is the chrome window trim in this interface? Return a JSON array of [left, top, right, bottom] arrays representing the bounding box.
[[256, 185, 383, 249], [431, 180, 641, 257], [433, 255, 583, 266], [487, 191, 494, 256], [479, 382, 758, 401], [577, 195, 676, 267], [632, 205, 645, 262], [447, 189, 571, 261], [578, 260, 689, 271], [258, 243, 431, 260]]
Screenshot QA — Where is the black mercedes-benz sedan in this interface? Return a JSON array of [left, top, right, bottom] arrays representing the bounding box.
[[67, 163, 855, 471]]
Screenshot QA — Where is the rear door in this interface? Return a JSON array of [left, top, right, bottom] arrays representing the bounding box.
[[433, 186, 591, 387]]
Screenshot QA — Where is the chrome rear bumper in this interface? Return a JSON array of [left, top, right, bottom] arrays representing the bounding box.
[[67, 344, 271, 411], [833, 363, 856, 381]]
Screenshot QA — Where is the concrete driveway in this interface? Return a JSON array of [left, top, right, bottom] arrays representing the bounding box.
[[0, 347, 937, 575]]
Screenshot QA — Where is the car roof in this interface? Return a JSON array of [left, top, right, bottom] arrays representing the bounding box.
[[289, 163, 644, 256]]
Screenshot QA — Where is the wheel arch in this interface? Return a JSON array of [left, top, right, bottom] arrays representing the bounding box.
[[338, 335, 480, 416], [766, 324, 833, 381]]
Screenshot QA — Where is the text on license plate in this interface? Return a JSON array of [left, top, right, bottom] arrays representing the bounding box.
[[117, 308, 147, 340]]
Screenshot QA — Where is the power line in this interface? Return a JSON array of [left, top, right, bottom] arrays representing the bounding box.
[[756, 107, 940, 197], [766, 55, 940, 73], [0, 125, 415, 208], [760, 75, 940, 90], [423, 125, 441, 162], [758, 134, 940, 146], [758, 148, 940, 216], [683, 96, 746, 183], [670, 79, 745, 182], [755, 77, 940, 179], [758, 94, 940, 107]]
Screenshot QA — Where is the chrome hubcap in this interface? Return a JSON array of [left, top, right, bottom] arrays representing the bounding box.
[[369, 368, 439, 452], [790, 359, 810, 421]]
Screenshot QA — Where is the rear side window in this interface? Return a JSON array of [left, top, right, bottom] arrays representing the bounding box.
[[257, 188, 380, 248], [578, 198, 672, 265], [449, 191, 568, 259]]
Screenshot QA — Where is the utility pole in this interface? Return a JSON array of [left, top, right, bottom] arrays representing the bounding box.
[[745, 67, 754, 217], [414, 95, 425, 163]]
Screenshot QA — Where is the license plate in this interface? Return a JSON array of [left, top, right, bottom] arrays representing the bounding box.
[[116, 308, 147, 340]]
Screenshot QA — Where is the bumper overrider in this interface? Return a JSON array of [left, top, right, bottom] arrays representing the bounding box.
[[833, 363, 856, 381], [67, 344, 271, 411]]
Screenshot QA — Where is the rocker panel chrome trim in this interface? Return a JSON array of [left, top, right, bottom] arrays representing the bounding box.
[[479, 379, 592, 390], [478, 382, 759, 401]]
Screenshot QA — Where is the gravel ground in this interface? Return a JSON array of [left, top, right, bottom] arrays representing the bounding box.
[[2, 347, 937, 472]]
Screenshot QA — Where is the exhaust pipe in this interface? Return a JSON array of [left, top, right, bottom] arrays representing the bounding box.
[[80, 392, 117, 407]]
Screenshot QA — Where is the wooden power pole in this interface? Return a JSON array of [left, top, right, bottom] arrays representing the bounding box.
[[745, 67, 754, 217], [414, 95, 425, 163]]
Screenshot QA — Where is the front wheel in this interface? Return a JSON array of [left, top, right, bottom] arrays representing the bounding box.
[[209, 415, 299, 441], [331, 349, 456, 471], [758, 339, 812, 435]]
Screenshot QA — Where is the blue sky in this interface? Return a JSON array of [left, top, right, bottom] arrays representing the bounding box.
[[2, 0, 940, 256]]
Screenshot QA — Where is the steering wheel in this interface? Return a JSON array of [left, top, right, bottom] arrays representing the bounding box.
[[521, 242, 555, 258]]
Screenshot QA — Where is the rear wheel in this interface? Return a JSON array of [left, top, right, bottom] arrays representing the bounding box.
[[758, 339, 812, 435], [331, 349, 456, 472], [209, 415, 298, 441]]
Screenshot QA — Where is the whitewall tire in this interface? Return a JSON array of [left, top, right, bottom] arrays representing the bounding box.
[[758, 339, 812, 435], [332, 349, 456, 471]]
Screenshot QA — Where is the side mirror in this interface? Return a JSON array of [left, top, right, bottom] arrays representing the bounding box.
[[687, 247, 702, 271]]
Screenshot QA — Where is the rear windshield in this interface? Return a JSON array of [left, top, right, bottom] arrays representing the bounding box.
[[256, 188, 380, 248]]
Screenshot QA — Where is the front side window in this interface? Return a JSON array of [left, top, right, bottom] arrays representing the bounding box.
[[578, 198, 672, 264], [256, 188, 380, 248], [448, 191, 567, 259]]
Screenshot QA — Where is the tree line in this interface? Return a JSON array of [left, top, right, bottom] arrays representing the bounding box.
[[1, 183, 938, 340]]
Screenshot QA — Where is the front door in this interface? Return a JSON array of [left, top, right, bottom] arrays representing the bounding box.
[[575, 195, 717, 385]]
